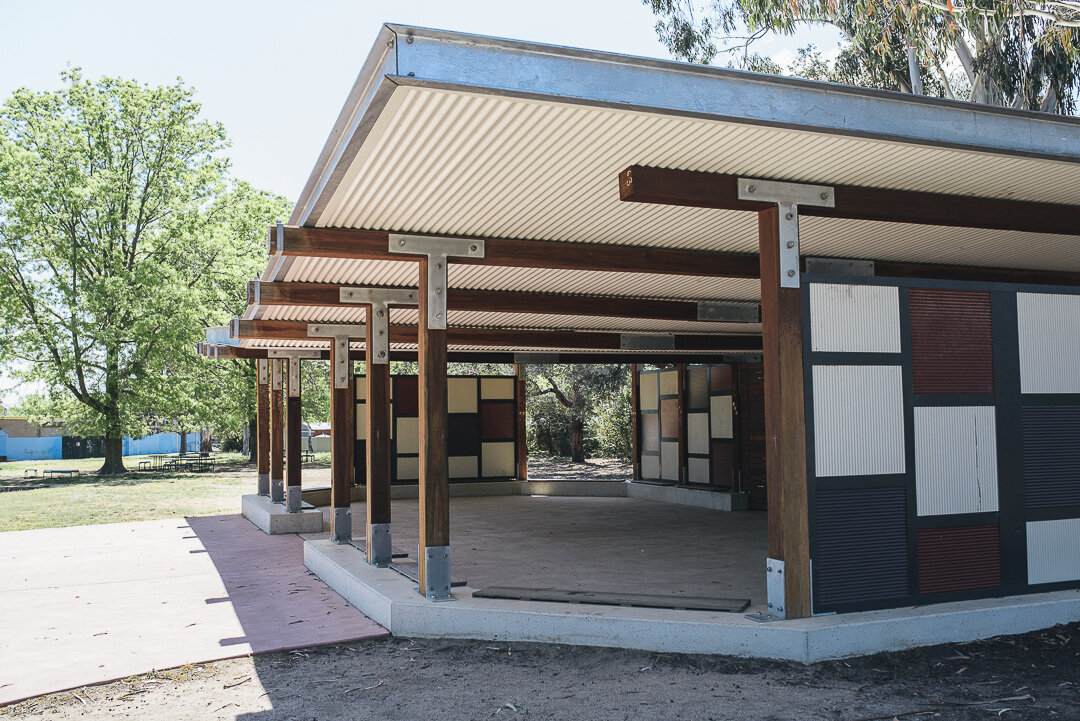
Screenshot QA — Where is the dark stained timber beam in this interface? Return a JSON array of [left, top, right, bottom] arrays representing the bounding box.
[[269, 225, 760, 279], [619, 165, 1080, 236], [231, 319, 763, 351], [249, 281, 760, 323]]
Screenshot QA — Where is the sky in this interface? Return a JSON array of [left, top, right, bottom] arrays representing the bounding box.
[[0, 0, 840, 407]]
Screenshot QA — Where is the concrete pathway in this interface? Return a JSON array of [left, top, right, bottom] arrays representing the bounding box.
[[0, 514, 386, 705]]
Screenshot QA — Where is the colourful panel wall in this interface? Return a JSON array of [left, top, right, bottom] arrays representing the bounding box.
[[918, 525, 1001, 594], [909, 288, 994, 394], [1022, 406, 1080, 508]]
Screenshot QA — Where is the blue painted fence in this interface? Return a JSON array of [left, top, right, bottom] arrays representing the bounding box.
[[0, 431, 197, 461]]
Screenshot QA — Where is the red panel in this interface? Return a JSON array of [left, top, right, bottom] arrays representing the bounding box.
[[918, 525, 1001, 595], [710, 440, 734, 487], [909, 288, 994, 394], [660, 398, 679, 439], [394, 376, 419, 415], [480, 402, 515, 440], [710, 364, 733, 392]]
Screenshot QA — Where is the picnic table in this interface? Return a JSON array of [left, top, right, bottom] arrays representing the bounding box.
[[42, 469, 80, 479], [301, 450, 315, 463]]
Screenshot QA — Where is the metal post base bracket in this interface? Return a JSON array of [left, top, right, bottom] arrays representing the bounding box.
[[368, 523, 392, 568], [286, 485, 302, 513], [422, 545, 454, 602], [270, 479, 285, 505], [257, 473, 270, 496], [332, 507, 353, 544]]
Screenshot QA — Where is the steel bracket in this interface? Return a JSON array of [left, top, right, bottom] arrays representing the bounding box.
[[257, 359, 268, 385], [340, 287, 419, 364], [766, 557, 786, 619], [267, 349, 322, 360], [270, 358, 283, 391], [332, 507, 352, 544], [620, 334, 675, 351], [738, 178, 835, 289], [422, 545, 454, 601], [804, 257, 876, 277], [286, 485, 302, 513], [387, 234, 485, 330], [513, 352, 559, 364], [697, 301, 761, 323], [368, 523, 392, 567], [286, 356, 300, 397]]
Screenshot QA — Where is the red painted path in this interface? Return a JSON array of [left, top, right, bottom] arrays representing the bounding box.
[[0, 514, 386, 705]]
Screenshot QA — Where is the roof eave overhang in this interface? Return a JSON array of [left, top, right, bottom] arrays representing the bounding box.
[[292, 23, 1080, 229]]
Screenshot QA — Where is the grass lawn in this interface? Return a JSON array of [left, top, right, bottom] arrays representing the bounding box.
[[0, 453, 265, 532]]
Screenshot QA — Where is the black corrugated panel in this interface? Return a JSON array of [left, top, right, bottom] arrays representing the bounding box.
[[1022, 406, 1080, 508], [813, 486, 909, 608]]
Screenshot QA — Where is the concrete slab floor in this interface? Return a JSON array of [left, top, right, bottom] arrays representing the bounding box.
[[310, 495, 769, 607], [0, 514, 386, 706]]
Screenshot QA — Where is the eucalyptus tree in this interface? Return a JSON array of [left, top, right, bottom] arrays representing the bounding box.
[[0, 70, 286, 473], [647, 0, 1079, 112]]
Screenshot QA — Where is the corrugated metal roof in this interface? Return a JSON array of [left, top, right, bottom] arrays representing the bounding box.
[[313, 86, 1080, 273]]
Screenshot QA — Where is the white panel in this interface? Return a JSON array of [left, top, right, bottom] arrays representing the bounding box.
[[659, 370, 679, 396], [1018, 293, 1080, 394], [687, 412, 709, 454], [639, 373, 658, 411], [448, 377, 478, 413], [1027, 518, 1080, 585], [660, 441, 680, 481], [395, 417, 419, 454], [481, 377, 515, 399], [355, 404, 367, 440], [810, 283, 900, 353], [449, 455, 479, 479], [641, 454, 660, 480], [915, 406, 999, 516], [813, 365, 905, 477], [481, 442, 515, 477], [688, 457, 710, 484], [355, 376, 366, 400], [710, 395, 733, 439], [397, 456, 419, 481]]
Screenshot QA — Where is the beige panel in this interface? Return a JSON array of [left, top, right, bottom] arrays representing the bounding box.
[[481, 441, 515, 477], [687, 412, 709, 454], [481, 377, 515, 400], [397, 456, 419, 480], [639, 372, 658, 411], [813, 364, 905, 477], [395, 417, 419, 454], [710, 395, 733, 439], [356, 403, 367, 440], [449, 455, 479, 479], [641, 454, 660, 480], [659, 369, 679, 396], [355, 376, 366, 400], [660, 440, 680, 481], [448, 377, 478, 413], [809, 283, 901, 353], [641, 413, 659, 452], [688, 457, 710, 484]]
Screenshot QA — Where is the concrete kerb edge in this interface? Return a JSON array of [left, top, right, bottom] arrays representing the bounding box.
[[242, 493, 325, 535]]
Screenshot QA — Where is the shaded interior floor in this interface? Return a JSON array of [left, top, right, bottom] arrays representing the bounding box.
[[313, 493, 768, 607]]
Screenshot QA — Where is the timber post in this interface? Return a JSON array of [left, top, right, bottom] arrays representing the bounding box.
[[269, 358, 285, 504], [285, 355, 303, 513], [256, 359, 270, 496], [389, 233, 485, 601], [515, 363, 527, 481]]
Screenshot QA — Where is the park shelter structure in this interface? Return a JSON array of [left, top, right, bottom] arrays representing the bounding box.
[[201, 24, 1080, 659]]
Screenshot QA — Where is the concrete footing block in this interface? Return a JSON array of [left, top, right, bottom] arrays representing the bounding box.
[[242, 494, 325, 535], [303, 537, 1080, 663]]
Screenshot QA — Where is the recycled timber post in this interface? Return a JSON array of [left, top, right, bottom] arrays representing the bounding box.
[[285, 355, 303, 513], [515, 363, 527, 481], [269, 358, 285, 504], [390, 234, 485, 600], [340, 287, 419, 567], [256, 359, 270, 496]]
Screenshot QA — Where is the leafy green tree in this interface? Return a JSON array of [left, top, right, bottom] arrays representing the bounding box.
[[527, 364, 629, 463], [647, 0, 1079, 112], [0, 70, 287, 473]]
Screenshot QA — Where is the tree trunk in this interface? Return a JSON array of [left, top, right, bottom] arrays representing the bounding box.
[[98, 357, 126, 475], [570, 418, 585, 464], [200, 428, 211, 453]]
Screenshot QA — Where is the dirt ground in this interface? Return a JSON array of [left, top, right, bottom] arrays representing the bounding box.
[[4, 623, 1077, 720]]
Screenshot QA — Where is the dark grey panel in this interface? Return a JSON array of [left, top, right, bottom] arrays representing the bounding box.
[[1023, 406, 1080, 508]]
